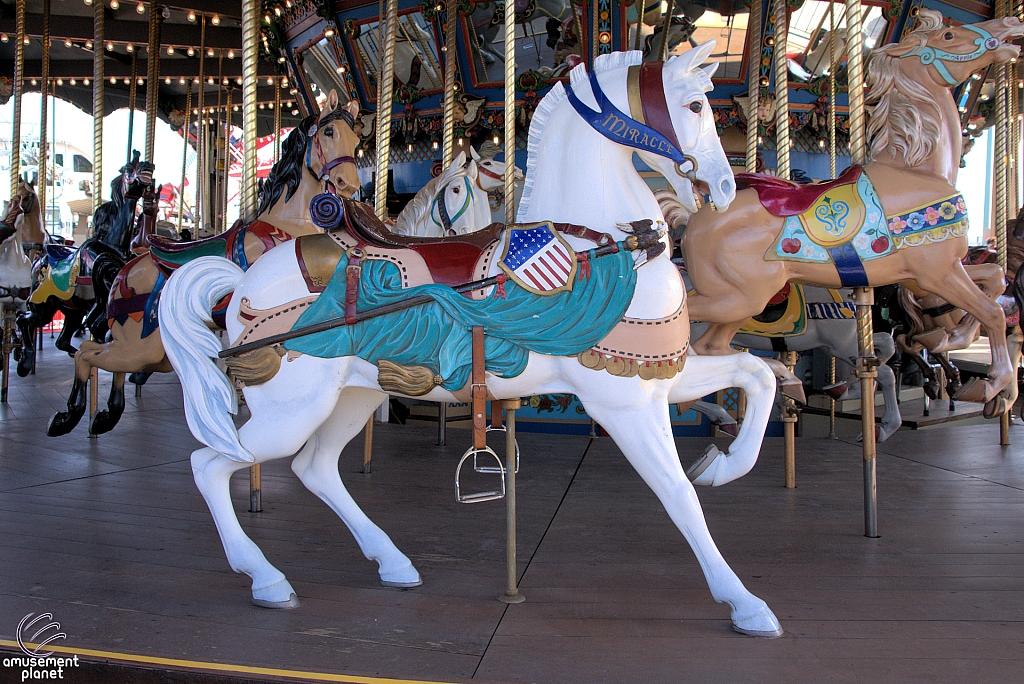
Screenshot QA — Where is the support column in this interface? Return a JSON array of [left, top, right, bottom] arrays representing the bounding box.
[[498, 398, 525, 604], [772, 0, 789, 179], [145, 0, 161, 163], [375, 0, 398, 219], [504, 0, 515, 225], [92, 0, 103, 210], [781, 350, 799, 488], [11, 0, 25, 197], [177, 86, 192, 235], [995, 0, 1011, 445], [441, 0, 458, 166], [745, 0, 761, 173], [196, 16, 206, 231], [38, 0, 50, 219]]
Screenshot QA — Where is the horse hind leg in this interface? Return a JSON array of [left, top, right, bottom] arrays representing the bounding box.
[[291, 387, 421, 588], [577, 392, 782, 637]]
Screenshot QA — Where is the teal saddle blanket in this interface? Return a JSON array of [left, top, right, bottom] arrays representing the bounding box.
[[283, 249, 638, 390]]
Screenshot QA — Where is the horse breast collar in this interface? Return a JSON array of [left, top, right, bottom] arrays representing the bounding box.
[[565, 63, 699, 182], [902, 24, 1002, 86]]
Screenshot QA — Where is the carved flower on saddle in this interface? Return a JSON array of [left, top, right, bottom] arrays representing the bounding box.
[[889, 216, 907, 234], [924, 206, 941, 226], [854, 232, 872, 252], [955, 197, 968, 215], [906, 212, 926, 232], [938, 201, 957, 221]]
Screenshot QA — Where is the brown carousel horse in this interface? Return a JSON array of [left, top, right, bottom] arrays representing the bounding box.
[[683, 10, 1024, 416], [47, 91, 361, 436]]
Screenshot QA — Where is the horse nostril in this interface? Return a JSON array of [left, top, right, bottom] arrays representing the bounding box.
[[721, 177, 734, 198]]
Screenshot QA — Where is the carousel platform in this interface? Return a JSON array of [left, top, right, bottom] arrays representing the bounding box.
[[1, 348, 1023, 683]]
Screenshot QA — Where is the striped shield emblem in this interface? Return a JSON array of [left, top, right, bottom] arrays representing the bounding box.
[[498, 222, 578, 295]]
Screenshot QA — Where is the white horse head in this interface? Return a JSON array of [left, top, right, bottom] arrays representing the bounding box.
[[647, 42, 735, 214], [469, 148, 522, 194], [391, 151, 494, 237]]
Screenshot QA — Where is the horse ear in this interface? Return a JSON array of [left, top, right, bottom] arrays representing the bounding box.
[[470, 146, 481, 161], [665, 40, 717, 80], [453, 150, 467, 168], [343, 98, 360, 119], [701, 62, 720, 81], [326, 89, 339, 114]]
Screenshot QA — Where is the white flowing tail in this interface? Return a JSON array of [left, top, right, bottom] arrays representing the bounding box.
[[161, 256, 253, 463]]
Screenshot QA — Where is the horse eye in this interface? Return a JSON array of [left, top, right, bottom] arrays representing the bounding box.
[[324, 126, 334, 137], [453, 186, 460, 193], [943, 31, 955, 40], [688, 101, 703, 114]]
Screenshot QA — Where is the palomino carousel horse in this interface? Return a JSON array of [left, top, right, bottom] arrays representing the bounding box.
[[161, 46, 785, 638], [45, 94, 361, 437], [682, 10, 1024, 418], [16, 153, 152, 377], [390, 150, 511, 237]]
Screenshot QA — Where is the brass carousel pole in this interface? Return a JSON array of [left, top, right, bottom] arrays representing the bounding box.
[[366, 0, 399, 474], [222, 86, 232, 233], [772, 0, 798, 488], [177, 86, 192, 236], [145, 0, 161, 163], [196, 16, 206, 232], [38, 0, 50, 224], [827, 0, 838, 440], [499, 0, 523, 606], [10, 0, 25, 197], [745, 0, 761, 173], [441, 0, 458, 166], [995, 0, 1011, 444], [845, 0, 877, 537], [242, 0, 261, 513], [214, 50, 224, 232], [127, 52, 139, 159], [274, 79, 282, 162], [93, 0, 103, 210]]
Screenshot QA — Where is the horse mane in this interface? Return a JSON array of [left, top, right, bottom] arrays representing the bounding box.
[[391, 160, 469, 235], [256, 115, 314, 218], [518, 51, 644, 220], [865, 9, 945, 168]]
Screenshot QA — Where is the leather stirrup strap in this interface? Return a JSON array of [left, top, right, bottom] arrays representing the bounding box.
[[472, 325, 487, 450], [345, 245, 365, 325]]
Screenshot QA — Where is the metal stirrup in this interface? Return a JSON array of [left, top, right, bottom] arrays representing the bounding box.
[[455, 445, 505, 503]]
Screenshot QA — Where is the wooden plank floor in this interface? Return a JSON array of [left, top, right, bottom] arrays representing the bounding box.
[[1, 347, 1023, 683]]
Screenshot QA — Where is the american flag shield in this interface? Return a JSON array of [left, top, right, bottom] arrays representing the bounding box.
[[498, 222, 578, 295]]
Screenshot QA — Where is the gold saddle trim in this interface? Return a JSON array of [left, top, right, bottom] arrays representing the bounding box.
[[578, 299, 690, 379]]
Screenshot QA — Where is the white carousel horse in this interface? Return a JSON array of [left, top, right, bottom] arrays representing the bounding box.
[[390, 150, 511, 237], [161, 45, 783, 637], [0, 197, 35, 310]]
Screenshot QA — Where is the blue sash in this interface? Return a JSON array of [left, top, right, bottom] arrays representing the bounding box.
[[564, 71, 688, 166]]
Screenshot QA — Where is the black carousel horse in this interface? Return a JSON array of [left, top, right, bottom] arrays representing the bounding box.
[[15, 152, 154, 376]]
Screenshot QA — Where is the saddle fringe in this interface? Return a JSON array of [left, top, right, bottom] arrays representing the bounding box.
[[377, 359, 444, 396], [224, 345, 285, 387]]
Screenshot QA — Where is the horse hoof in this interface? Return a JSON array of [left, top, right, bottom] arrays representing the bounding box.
[[719, 422, 740, 437], [731, 602, 783, 638], [822, 382, 847, 400], [381, 578, 423, 589], [251, 593, 300, 609], [380, 560, 422, 588], [984, 396, 1010, 419], [90, 410, 122, 435], [47, 411, 84, 437], [686, 444, 724, 486], [16, 358, 32, 377], [953, 377, 991, 404]]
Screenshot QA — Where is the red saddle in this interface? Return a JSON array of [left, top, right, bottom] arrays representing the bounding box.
[[735, 165, 862, 217], [340, 199, 504, 287]]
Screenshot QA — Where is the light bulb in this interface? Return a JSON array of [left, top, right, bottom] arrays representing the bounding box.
[[56, 78, 63, 85], [259, 103, 265, 109], [211, 14, 220, 25], [136, 2, 145, 13], [23, 37, 29, 44], [109, 0, 118, 7], [70, 78, 76, 85], [187, 47, 194, 56], [84, 78, 90, 85], [207, 48, 214, 57], [432, 140, 438, 150], [208, 77, 214, 84], [110, 76, 116, 84], [123, 78, 130, 84], [105, 41, 113, 51], [274, 6, 282, 15], [167, 45, 174, 55], [357, 148, 364, 158], [30, 78, 36, 86], [227, 49, 235, 59], [291, 109, 299, 115], [235, 77, 242, 85], [187, 10, 196, 21], [325, 27, 335, 37], [407, 144, 412, 152], [85, 41, 92, 49], [268, 102, 274, 109], [137, 77, 143, 84], [179, 78, 185, 84], [126, 43, 134, 52], [164, 77, 171, 84], [1, 34, 9, 43], [267, 77, 273, 85], [64, 39, 73, 48], [277, 56, 286, 63]]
